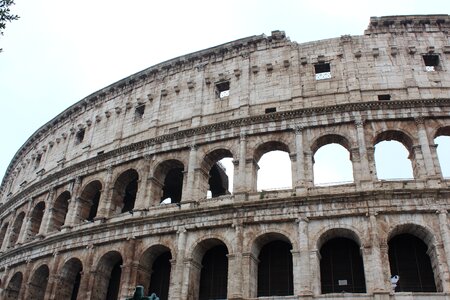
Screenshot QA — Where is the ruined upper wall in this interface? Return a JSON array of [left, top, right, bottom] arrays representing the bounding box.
[[2, 15, 450, 198]]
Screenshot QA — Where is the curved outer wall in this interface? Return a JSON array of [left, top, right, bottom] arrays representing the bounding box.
[[0, 15, 450, 299]]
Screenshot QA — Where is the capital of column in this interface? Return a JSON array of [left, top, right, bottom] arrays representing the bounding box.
[[355, 119, 365, 128], [189, 143, 198, 151], [239, 132, 246, 141], [294, 125, 304, 134], [143, 154, 152, 161], [436, 209, 448, 215], [106, 166, 114, 174], [414, 116, 425, 126]]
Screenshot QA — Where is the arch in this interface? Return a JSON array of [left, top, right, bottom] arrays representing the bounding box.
[[202, 148, 234, 198], [311, 133, 352, 155], [27, 264, 49, 300], [254, 141, 292, 191], [434, 126, 450, 178], [190, 238, 229, 300], [8, 212, 24, 247], [0, 222, 9, 249], [137, 244, 172, 300], [374, 130, 415, 180], [92, 250, 123, 300], [54, 257, 83, 300], [25, 201, 45, 241], [316, 227, 362, 251], [79, 180, 102, 222], [373, 130, 414, 152], [252, 232, 293, 297], [4, 271, 22, 300], [254, 140, 290, 163], [319, 236, 366, 293], [387, 223, 440, 292], [153, 159, 184, 204], [50, 190, 71, 232], [111, 169, 139, 214]]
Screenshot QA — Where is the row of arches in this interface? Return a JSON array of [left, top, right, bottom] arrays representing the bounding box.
[[1, 127, 449, 250], [1, 224, 441, 299]]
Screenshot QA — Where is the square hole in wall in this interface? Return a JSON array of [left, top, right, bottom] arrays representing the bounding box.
[[265, 107, 276, 114], [134, 104, 145, 120], [423, 54, 440, 72], [378, 94, 391, 101], [215, 81, 230, 99], [314, 63, 331, 80], [75, 128, 85, 144]]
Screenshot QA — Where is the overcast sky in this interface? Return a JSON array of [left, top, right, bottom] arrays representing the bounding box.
[[1, 0, 450, 186]]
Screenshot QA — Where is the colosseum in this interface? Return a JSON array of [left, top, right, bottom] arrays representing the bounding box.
[[1, 14, 450, 300]]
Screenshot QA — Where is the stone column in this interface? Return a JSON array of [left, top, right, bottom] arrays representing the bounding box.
[[38, 189, 56, 236], [47, 251, 62, 300], [368, 213, 389, 293], [120, 243, 137, 299], [350, 147, 361, 187], [1, 219, 14, 251], [430, 144, 443, 178], [18, 260, 32, 299], [134, 155, 152, 210], [241, 252, 259, 298], [355, 120, 375, 186], [366, 146, 378, 180], [304, 151, 314, 187], [97, 167, 114, 219], [227, 222, 244, 299], [80, 244, 96, 300], [170, 227, 187, 300], [294, 126, 306, 191], [147, 177, 164, 207], [65, 177, 83, 227], [234, 133, 247, 194], [182, 144, 198, 202], [411, 145, 428, 180], [438, 210, 450, 292], [415, 117, 438, 178], [296, 217, 313, 296]]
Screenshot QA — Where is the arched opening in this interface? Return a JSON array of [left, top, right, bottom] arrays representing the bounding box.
[[92, 251, 123, 300], [199, 245, 228, 300], [154, 160, 184, 204], [202, 149, 234, 198], [8, 212, 24, 247], [257, 240, 293, 297], [319, 237, 366, 293], [26, 201, 45, 241], [27, 265, 49, 300], [374, 131, 414, 180], [434, 127, 450, 178], [79, 180, 102, 222], [388, 234, 436, 292], [4, 272, 22, 300], [255, 142, 292, 191], [137, 245, 172, 300], [54, 258, 83, 300], [314, 144, 354, 185], [0, 222, 8, 249], [111, 169, 139, 214], [50, 191, 70, 232]]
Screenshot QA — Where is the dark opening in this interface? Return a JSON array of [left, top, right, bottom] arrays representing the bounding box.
[[378, 94, 391, 101], [320, 237, 366, 294], [199, 245, 228, 300], [215, 81, 230, 99], [423, 54, 439, 71], [106, 260, 122, 300], [28, 202, 45, 239], [75, 129, 85, 144], [87, 190, 100, 221], [258, 240, 293, 297], [121, 179, 138, 213], [135, 105, 145, 120], [148, 252, 172, 300], [265, 107, 277, 114], [208, 163, 229, 198], [8, 213, 24, 247], [71, 271, 81, 300], [5, 272, 22, 300], [34, 154, 42, 169], [314, 63, 331, 80], [0, 223, 8, 249], [389, 234, 437, 292], [52, 191, 70, 231], [161, 168, 183, 203]]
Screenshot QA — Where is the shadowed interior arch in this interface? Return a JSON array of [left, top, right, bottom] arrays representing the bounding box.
[[8, 212, 24, 247], [27, 265, 49, 300], [50, 191, 71, 232], [54, 258, 83, 300], [155, 160, 184, 204], [4, 272, 22, 300], [111, 169, 139, 214], [92, 251, 123, 300], [79, 180, 102, 222]]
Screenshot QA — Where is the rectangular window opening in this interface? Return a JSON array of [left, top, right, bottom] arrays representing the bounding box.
[[265, 107, 276, 114], [75, 128, 85, 144], [315, 63, 331, 80], [34, 154, 42, 169], [134, 104, 145, 120], [215, 81, 230, 99], [378, 94, 391, 101], [423, 54, 439, 72]]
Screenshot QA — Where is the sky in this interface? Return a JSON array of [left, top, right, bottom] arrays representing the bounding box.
[[1, 0, 450, 188]]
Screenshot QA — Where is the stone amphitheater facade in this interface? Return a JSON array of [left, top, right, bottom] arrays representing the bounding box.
[[1, 14, 450, 300]]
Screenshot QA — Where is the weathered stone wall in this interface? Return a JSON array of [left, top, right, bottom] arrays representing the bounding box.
[[0, 15, 449, 300]]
